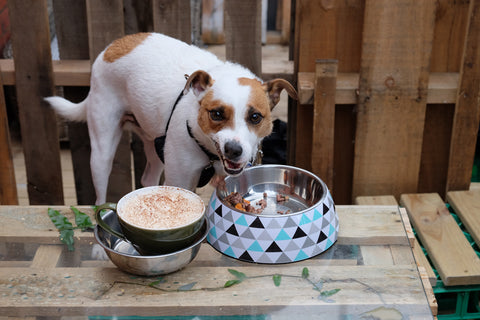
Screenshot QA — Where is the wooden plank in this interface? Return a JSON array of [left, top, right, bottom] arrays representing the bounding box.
[[8, 0, 64, 205], [430, 0, 470, 72], [30, 245, 63, 268], [418, 267, 438, 316], [360, 246, 394, 266], [298, 72, 459, 105], [400, 193, 480, 286], [152, 0, 191, 43], [412, 238, 437, 287], [0, 265, 430, 317], [447, 189, 480, 247], [86, 0, 124, 60], [352, 0, 436, 200], [399, 206, 437, 287], [0, 59, 461, 105], [446, 0, 480, 192], [0, 205, 407, 248], [0, 59, 292, 87], [293, 0, 364, 74], [336, 206, 408, 246], [224, 0, 262, 76], [390, 245, 415, 265], [398, 207, 415, 249], [355, 195, 398, 206], [86, 0, 132, 203], [311, 60, 337, 190], [0, 66, 18, 205], [53, 0, 96, 205]]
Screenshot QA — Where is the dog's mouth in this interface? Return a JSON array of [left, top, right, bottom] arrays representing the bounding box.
[[214, 142, 246, 176], [223, 158, 245, 175]]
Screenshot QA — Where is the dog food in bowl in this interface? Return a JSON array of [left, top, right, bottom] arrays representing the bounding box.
[[207, 165, 339, 264]]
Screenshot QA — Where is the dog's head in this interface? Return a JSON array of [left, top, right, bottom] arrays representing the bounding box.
[[184, 68, 297, 176]]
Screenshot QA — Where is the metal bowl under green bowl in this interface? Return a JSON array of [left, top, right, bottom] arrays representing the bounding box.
[[94, 209, 207, 276]]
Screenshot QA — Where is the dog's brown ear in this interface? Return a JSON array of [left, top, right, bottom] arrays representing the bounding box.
[[184, 70, 213, 97], [263, 79, 298, 109]]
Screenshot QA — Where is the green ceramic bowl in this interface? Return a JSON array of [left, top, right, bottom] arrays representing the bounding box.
[[96, 186, 206, 255]]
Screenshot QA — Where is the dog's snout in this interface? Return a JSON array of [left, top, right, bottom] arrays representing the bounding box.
[[224, 141, 243, 160]]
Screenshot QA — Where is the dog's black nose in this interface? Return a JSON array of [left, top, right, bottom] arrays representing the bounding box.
[[224, 141, 243, 160]]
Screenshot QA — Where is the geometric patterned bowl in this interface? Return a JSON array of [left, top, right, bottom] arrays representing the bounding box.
[[207, 164, 339, 264]]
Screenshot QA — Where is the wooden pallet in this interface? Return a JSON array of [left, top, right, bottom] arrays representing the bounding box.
[[0, 205, 433, 318], [293, 0, 480, 205]]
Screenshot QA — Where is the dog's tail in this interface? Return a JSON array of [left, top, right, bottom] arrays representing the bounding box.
[[44, 96, 87, 122]]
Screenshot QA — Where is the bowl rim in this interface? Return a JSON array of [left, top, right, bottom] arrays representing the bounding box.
[[94, 217, 208, 259], [117, 185, 206, 231], [215, 164, 329, 216]]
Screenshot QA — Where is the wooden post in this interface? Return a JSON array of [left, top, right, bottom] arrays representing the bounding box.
[[86, 0, 131, 203], [153, 0, 191, 43], [0, 72, 18, 205], [311, 60, 337, 191], [446, 0, 480, 192], [8, 0, 64, 204], [224, 0, 262, 76], [352, 0, 436, 200], [53, 0, 96, 205]]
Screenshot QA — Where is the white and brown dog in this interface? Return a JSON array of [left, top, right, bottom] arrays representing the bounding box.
[[46, 33, 297, 205]]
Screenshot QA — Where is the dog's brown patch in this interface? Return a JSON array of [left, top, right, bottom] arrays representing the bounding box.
[[238, 78, 273, 138], [198, 91, 235, 135], [103, 33, 151, 63]]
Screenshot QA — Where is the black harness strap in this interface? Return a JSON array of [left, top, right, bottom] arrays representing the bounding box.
[[154, 90, 185, 163], [186, 121, 220, 162], [154, 84, 220, 188], [186, 121, 219, 188]]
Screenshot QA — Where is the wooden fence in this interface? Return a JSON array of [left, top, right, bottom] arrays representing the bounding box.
[[1, 0, 479, 206], [293, 0, 480, 204], [0, 0, 271, 205]]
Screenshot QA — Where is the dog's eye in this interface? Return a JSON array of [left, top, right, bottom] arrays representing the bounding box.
[[209, 109, 224, 121], [249, 112, 263, 124]]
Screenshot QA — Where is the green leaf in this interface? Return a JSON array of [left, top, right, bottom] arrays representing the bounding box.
[[302, 267, 309, 279], [71, 206, 94, 230], [320, 288, 341, 297], [48, 208, 73, 230], [59, 228, 75, 251], [228, 269, 246, 281], [224, 279, 242, 288], [178, 282, 197, 291], [272, 274, 282, 287]]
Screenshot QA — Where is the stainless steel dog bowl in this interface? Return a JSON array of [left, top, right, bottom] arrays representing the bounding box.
[[94, 209, 207, 276], [207, 164, 339, 264]]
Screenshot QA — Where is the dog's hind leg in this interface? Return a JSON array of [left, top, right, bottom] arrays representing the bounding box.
[[121, 114, 163, 187], [87, 98, 126, 205]]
